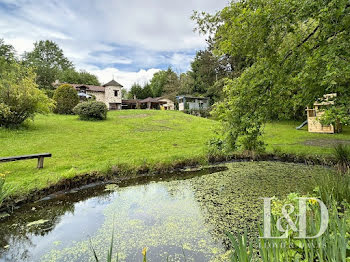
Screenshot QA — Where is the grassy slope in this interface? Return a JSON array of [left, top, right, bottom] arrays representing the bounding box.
[[0, 110, 216, 196], [1, 111, 350, 197]]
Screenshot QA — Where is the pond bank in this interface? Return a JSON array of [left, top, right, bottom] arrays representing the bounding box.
[[0, 161, 328, 261], [1, 152, 335, 213]]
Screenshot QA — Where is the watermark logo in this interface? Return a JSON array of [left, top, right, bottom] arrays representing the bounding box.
[[261, 197, 328, 239]]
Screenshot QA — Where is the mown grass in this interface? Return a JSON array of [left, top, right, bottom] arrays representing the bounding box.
[[1, 112, 350, 198], [0, 110, 216, 197], [264, 121, 350, 156]]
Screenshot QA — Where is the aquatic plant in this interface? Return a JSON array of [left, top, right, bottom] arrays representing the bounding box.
[[315, 171, 350, 206], [0, 172, 9, 206], [333, 144, 350, 174], [227, 199, 349, 261], [227, 183, 350, 262]]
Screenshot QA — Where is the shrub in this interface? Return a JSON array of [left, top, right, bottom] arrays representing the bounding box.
[[333, 144, 350, 173], [53, 84, 79, 114], [316, 171, 350, 206], [0, 173, 10, 206], [227, 196, 349, 262], [0, 63, 54, 128], [73, 101, 107, 120], [183, 108, 211, 118]]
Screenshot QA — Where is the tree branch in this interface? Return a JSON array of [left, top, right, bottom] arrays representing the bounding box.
[[281, 25, 320, 65]]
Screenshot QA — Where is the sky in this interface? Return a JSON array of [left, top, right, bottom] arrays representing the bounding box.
[[0, 0, 229, 89]]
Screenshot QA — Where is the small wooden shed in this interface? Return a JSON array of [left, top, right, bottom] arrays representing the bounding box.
[[306, 93, 341, 134]]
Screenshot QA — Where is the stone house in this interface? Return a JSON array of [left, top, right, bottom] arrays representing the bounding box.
[[54, 79, 123, 110], [177, 95, 210, 111]]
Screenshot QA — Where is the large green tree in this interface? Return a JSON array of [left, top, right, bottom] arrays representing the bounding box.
[[0, 39, 16, 73], [149, 70, 168, 97], [149, 68, 181, 99], [189, 50, 218, 95], [59, 69, 100, 86], [23, 40, 73, 90], [187, 49, 251, 104], [194, 0, 350, 150], [128, 83, 144, 99]]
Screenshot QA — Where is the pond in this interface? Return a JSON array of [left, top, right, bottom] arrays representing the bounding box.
[[0, 161, 324, 262]]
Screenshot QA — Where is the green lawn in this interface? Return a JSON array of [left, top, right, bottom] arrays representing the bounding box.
[[0, 110, 216, 196], [264, 121, 350, 156], [0, 111, 349, 198]]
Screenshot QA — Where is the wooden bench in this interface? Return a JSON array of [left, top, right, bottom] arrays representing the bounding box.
[[0, 153, 52, 169]]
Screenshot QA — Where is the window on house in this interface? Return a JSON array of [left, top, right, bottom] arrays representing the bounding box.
[[114, 90, 119, 97]]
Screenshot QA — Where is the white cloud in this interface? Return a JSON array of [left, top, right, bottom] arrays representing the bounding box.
[[86, 67, 161, 90], [0, 0, 229, 84]]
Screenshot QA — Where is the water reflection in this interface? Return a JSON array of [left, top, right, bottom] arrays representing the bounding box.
[[0, 162, 318, 262]]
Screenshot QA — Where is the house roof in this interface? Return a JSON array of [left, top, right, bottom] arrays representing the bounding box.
[[103, 79, 123, 87], [176, 95, 209, 100], [122, 99, 139, 104], [71, 84, 105, 92]]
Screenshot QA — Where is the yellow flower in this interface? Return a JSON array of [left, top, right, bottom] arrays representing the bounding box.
[[142, 247, 147, 257], [309, 199, 318, 205]]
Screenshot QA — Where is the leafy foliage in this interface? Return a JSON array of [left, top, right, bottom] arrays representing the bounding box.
[[0, 63, 55, 127], [0, 173, 10, 207], [194, 0, 350, 150], [53, 84, 79, 114], [23, 40, 73, 90], [59, 69, 100, 86], [128, 83, 144, 99], [73, 101, 108, 120], [227, 196, 349, 261], [333, 144, 350, 173]]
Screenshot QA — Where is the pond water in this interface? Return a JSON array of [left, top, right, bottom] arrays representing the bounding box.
[[0, 161, 320, 262]]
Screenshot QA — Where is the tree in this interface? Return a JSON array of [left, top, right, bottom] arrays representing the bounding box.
[[187, 49, 251, 104], [150, 70, 168, 97], [0, 63, 54, 127], [59, 69, 100, 86], [194, 0, 350, 150], [179, 72, 194, 95], [53, 84, 79, 114], [121, 88, 128, 99], [128, 83, 143, 99], [0, 39, 16, 73], [140, 83, 153, 99], [190, 50, 218, 95], [162, 69, 181, 101], [23, 40, 73, 90], [0, 39, 15, 62], [149, 68, 181, 99]]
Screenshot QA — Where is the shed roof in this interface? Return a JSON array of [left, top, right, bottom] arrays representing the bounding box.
[[176, 95, 209, 100]]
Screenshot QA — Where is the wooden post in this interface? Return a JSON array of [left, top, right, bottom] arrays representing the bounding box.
[[37, 156, 44, 169]]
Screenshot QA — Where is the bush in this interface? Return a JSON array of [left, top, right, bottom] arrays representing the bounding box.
[[333, 144, 350, 173], [0, 173, 10, 207], [73, 101, 107, 120], [53, 84, 79, 114], [0, 63, 54, 128], [183, 108, 211, 118]]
